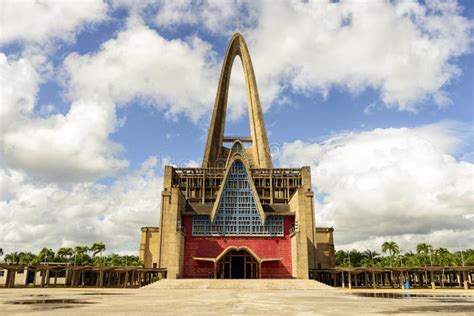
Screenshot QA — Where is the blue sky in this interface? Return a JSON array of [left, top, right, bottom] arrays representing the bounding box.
[[1, 0, 473, 254]]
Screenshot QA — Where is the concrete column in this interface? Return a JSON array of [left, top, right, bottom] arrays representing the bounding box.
[[372, 272, 376, 289], [124, 271, 129, 288], [41, 270, 46, 288], [99, 270, 104, 287], [341, 272, 345, 288], [5, 270, 13, 288], [430, 271, 435, 289], [348, 272, 352, 290], [463, 271, 469, 290]]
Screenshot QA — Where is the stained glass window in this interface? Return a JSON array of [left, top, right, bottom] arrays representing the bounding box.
[[192, 160, 284, 236]]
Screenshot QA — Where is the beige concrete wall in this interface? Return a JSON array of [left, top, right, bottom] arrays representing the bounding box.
[[159, 187, 186, 278], [301, 167, 317, 271], [0, 269, 58, 286], [0, 269, 25, 286], [140, 227, 160, 268], [289, 190, 309, 279], [287, 166, 318, 279], [290, 233, 298, 278], [315, 228, 336, 268]]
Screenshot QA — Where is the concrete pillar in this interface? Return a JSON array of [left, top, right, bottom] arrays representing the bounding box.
[[46, 269, 50, 286], [40, 270, 46, 288], [341, 272, 345, 288], [348, 272, 352, 290], [430, 271, 435, 289], [99, 270, 104, 287], [5, 270, 13, 288], [124, 271, 129, 288], [463, 271, 469, 290], [372, 272, 376, 289]]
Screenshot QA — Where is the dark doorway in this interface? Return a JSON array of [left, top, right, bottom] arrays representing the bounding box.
[[26, 270, 35, 284], [216, 249, 258, 279], [231, 256, 244, 279]]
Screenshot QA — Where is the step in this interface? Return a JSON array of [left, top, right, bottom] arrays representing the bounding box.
[[141, 279, 334, 290]]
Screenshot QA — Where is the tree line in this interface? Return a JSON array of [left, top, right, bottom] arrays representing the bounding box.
[[336, 241, 474, 268], [1, 242, 142, 267]]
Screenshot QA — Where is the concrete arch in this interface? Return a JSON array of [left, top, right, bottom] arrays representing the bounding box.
[[202, 33, 272, 169]]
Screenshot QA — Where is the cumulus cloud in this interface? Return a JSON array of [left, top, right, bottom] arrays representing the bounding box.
[[279, 122, 474, 251], [0, 54, 39, 123], [0, 54, 127, 181], [152, 0, 258, 35], [63, 20, 220, 122], [0, 156, 162, 255], [152, 0, 473, 112], [0, 0, 108, 45]]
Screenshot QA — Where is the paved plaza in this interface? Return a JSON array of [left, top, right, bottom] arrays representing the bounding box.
[[0, 280, 473, 315]]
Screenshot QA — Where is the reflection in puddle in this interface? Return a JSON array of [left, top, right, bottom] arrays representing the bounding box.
[[81, 292, 127, 296], [7, 299, 94, 305], [350, 292, 473, 303]]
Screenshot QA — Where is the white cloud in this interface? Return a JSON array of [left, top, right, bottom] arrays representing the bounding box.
[[152, 0, 473, 112], [0, 54, 39, 123], [279, 122, 474, 251], [63, 20, 219, 122], [153, 0, 257, 36], [0, 0, 108, 45], [0, 156, 162, 254], [0, 53, 127, 181]]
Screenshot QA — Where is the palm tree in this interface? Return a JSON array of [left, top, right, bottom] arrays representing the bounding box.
[[4, 252, 19, 264], [73, 246, 90, 265], [57, 247, 74, 263], [434, 248, 452, 266], [349, 250, 365, 267], [381, 241, 400, 267], [18, 252, 36, 265], [416, 243, 433, 267], [363, 249, 379, 267], [37, 248, 55, 264], [107, 253, 122, 266], [91, 242, 106, 266]]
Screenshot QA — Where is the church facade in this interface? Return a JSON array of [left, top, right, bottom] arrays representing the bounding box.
[[139, 33, 335, 279]]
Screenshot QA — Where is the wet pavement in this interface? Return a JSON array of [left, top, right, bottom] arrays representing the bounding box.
[[0, 285, 472, 315]]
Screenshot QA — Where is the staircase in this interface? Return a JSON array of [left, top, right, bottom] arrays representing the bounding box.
[[141, 279, 334, 290]]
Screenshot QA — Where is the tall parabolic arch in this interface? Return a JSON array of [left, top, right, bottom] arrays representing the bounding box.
[[202, 33, 272, 169]]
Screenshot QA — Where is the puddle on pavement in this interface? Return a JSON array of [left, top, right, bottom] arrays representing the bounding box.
[[350, 292, 473, 303], [81, 292, 128, 296], [6, 299, 94, 305]]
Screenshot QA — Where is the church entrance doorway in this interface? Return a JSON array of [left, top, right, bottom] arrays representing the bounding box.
[[216, 250, 258, 279]]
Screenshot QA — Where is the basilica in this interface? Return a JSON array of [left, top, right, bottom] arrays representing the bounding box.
[[139, 33, 335, 279]]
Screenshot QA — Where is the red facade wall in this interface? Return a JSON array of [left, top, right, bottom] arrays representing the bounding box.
[[182, 215, 294, 278]]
